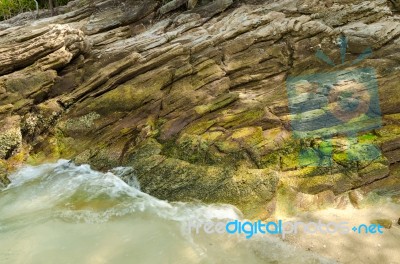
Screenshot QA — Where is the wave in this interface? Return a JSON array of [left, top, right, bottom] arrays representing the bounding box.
[[0, 160, 335, 264]]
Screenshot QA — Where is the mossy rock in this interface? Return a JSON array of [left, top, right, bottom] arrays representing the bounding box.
[[370, 219, 392, 229], [124, 138, 279, 218], [0, 160, 11, 187], [0, 116, 22, 160]]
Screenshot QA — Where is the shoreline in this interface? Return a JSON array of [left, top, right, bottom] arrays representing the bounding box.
[[281, 202, 400, 264]]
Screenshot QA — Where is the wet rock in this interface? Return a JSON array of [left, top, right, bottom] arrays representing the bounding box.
[[371, 219, 393, 229], [348, 190, 364, 209], [0, 116, 22, 160], [1, 0, 400, 218], [0, 161, 11, 187]]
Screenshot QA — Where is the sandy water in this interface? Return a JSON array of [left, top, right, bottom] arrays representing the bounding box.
[[0, 160, 334, 264]]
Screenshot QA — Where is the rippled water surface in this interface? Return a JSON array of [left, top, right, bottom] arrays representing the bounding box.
[[0, 160, 334, 264]]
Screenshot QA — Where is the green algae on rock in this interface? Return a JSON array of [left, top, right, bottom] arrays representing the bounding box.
[[0, 0, 399, 218]]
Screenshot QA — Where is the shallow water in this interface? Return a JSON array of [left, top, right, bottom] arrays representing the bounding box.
[[0, 160, 335, 264]]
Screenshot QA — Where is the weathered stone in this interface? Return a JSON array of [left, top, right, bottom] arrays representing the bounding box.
[[0, 24, 88, 75], [0, 161, 11, 187], [348, 190, 364, 209], [0, 116, 22, 160], [371, 219, 393, 229], [1, 0, 400, 218]]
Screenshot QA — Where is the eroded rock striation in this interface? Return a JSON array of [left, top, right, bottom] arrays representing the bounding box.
[[1, 0, 400, 218]]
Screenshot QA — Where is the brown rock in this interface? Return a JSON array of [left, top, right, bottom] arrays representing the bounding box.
[[0, 0, 400, 218], [371, 219, 393, 229], [0, 116, 22, 160]]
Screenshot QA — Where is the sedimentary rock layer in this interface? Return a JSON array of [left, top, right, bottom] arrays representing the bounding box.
[[1, 0, 400, 217]]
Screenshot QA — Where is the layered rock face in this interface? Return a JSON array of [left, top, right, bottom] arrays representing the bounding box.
[[1, 0, 400, 218]]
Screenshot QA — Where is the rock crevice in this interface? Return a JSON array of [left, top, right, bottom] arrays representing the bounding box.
[[1, 0, 400, 217]]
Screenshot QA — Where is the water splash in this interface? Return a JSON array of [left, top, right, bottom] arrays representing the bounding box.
[[0, 161, 335, 264]]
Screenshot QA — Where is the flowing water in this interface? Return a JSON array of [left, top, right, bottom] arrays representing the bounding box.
[[0, 160, 335, 264]]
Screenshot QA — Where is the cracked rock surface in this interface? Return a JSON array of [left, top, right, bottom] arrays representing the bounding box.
[[0, 0, 399, 218]]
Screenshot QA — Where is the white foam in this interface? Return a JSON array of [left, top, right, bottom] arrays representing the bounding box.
[[0, 161, 336, 264]]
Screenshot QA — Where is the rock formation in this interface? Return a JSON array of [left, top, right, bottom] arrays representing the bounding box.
[[0, 0, 399, 218]]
